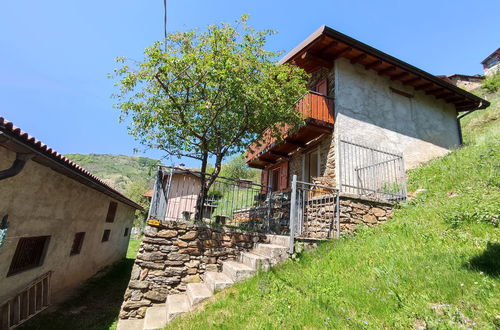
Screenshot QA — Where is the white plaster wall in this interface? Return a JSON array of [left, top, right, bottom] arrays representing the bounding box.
[[334, 57, 461, 171], [0, 146, 136, 304]]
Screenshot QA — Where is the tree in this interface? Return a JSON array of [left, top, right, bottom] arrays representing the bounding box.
[[220, 154, 260, 182], [112, 16, 308, 220]]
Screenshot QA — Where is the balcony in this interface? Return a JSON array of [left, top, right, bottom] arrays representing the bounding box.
[[246, 92, 334, 168]]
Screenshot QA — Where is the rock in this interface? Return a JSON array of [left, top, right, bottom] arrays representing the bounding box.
[[165, 260, 185, 266], [143, 226, 158, 237], [143, 290, 167, 302], [180, 231, 198, 240], [185, 260, 200, 268], [165, 267, 184, 276], [363, 214, 377, 224], [159, 245, 179, 252], [138, 252, 164, 261], [168, 252, 190, 261], [187, 268, 198, 275], [123, 300, 151, 310], [176, 240, 188, 248], [205, 264, 218, 272], [184, 274, 202, 283], [371, 208, 386, 217], [130, 264, 141, 280], [138, 262, 165, 270], [130, 290, 143, 301], [157, 229, 178, 238], [139, 269, 149, 280], [129, 280, 149, 290]]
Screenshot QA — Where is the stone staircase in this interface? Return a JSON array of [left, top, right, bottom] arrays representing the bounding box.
[[117, 235, 290, 330]]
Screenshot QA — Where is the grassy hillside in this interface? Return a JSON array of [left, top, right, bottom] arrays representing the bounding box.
[[167, 92, 500, 328], [64, 154, 159, 193]]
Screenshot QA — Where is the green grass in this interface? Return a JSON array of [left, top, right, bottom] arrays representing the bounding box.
[[167, 93, 500, 328], [19, 239, 140, 330]]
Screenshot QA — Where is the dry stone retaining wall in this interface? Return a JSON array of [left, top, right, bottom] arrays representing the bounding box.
[[120, 221, 266, 319], [301, 193, 393, 239]]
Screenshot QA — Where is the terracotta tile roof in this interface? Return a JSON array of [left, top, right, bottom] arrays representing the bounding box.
[[0, 116, 143, 210]]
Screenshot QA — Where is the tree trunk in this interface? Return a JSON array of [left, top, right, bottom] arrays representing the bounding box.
[[195, 152, 209, 222]]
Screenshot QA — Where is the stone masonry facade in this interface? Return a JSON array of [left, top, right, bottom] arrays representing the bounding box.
[[120, 221, 267, 319]]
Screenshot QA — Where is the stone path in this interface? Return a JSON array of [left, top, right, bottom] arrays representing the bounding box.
[[117, 235, 290, 330]]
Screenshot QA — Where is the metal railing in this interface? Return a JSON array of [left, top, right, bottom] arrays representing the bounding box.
[[289, 175, 340, 253], [338, 136, 407, 201], [0, 272, 51, 330], [148, 166, 292, 233]]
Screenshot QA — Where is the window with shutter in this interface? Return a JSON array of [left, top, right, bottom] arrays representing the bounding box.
[[8, 236, 51, 276], [261, 169, 269, 193], [279, 161, 289, 190], [316, 78, 328, 95]]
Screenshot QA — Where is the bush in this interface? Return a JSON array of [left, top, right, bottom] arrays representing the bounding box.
[[481, 71, 500, 93]]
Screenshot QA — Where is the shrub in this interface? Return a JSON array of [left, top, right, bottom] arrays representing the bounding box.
[[481, 71, 500, 93]]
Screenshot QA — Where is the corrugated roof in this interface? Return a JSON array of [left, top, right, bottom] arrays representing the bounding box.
[[0, 116, 143, 210]]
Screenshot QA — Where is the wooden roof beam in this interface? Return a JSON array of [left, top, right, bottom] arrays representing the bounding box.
[[284, 139, 307, 148], [269, 150, 290, 158], [378, 66, 396, 76], [332, 47, 353, 59], [350, 53, 367, 64], [415, 83, 433, 91], [317, 40, 339, 53], [403, 77, 422, 85], [300, 51, 333, 68], [435, 91, 454, 99], [390, 72, 410, 81], [445, 96, 464, 103], [364, 60, 382, 70], [426, 87, 445, 95]]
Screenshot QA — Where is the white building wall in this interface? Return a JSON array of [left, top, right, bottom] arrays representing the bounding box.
[[334, 57, 461, 171]]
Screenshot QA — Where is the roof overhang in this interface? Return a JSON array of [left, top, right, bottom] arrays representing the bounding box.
[[0, 117, 143, 210], [279, 26, 490, 112]]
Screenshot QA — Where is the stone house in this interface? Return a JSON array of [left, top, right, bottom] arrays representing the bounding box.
[[0, 117, 142, 328], [246, 26, 490, 192], [481, 48, 500, 76], [438, 74, 484, 91]]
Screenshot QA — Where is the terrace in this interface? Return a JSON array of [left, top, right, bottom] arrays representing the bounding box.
[[245, 91, 334, 169]]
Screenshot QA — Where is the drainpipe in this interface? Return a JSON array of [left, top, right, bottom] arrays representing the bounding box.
[[0, 152, 33, 180], [0, 132, 33, 180]]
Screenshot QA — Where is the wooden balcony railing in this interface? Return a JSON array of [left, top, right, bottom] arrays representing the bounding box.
[[246, 92, 334, 165]]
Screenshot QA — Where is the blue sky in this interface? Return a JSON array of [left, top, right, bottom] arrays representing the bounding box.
[[1, 0, 499, 168]]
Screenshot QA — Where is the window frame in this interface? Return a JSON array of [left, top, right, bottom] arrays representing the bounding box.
[[7, 236, 51, 277], [124, 227, 129, 237], [70, 232, 85, 256], [101, 229, 111, 242], [105, 201, 118, 223]]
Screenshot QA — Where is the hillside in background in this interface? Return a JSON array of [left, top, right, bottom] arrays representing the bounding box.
[[65, 154, 159, 193]]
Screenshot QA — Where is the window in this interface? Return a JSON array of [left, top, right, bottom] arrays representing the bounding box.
[[8, 236, 51, 276], [124, 227, 129, 237], [70, 232, 85, 256], [105, 201, 118, 223], [304, 149, 320, 183], [101, 230, 111, 242]]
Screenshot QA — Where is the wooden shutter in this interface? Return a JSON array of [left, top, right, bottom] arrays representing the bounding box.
[[316, 79, 328, 95], [261, 169, 269, 193], [279, 161, 289, 191]]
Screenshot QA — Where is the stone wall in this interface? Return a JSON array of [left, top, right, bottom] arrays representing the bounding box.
[[300, 193, 393, 239], [120, 221, 267, 319]]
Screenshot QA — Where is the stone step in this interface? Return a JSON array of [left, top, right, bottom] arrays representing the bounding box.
[[222, 260, 255, 282], [117, 319, 144, 330], [266, 234, 290, 247], [143, 306, 166, 330], [166, 294, 190, 322], [239, 252, 271, 271], [186, 283, 212, 307], [204, 271, 234, 293], [253, 243, 289, 265]]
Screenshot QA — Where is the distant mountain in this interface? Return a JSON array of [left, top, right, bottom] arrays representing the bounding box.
[[64, 153, 160, 193]]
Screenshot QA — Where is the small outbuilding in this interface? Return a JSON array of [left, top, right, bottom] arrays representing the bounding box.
[[0, 116, 142, 328]]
